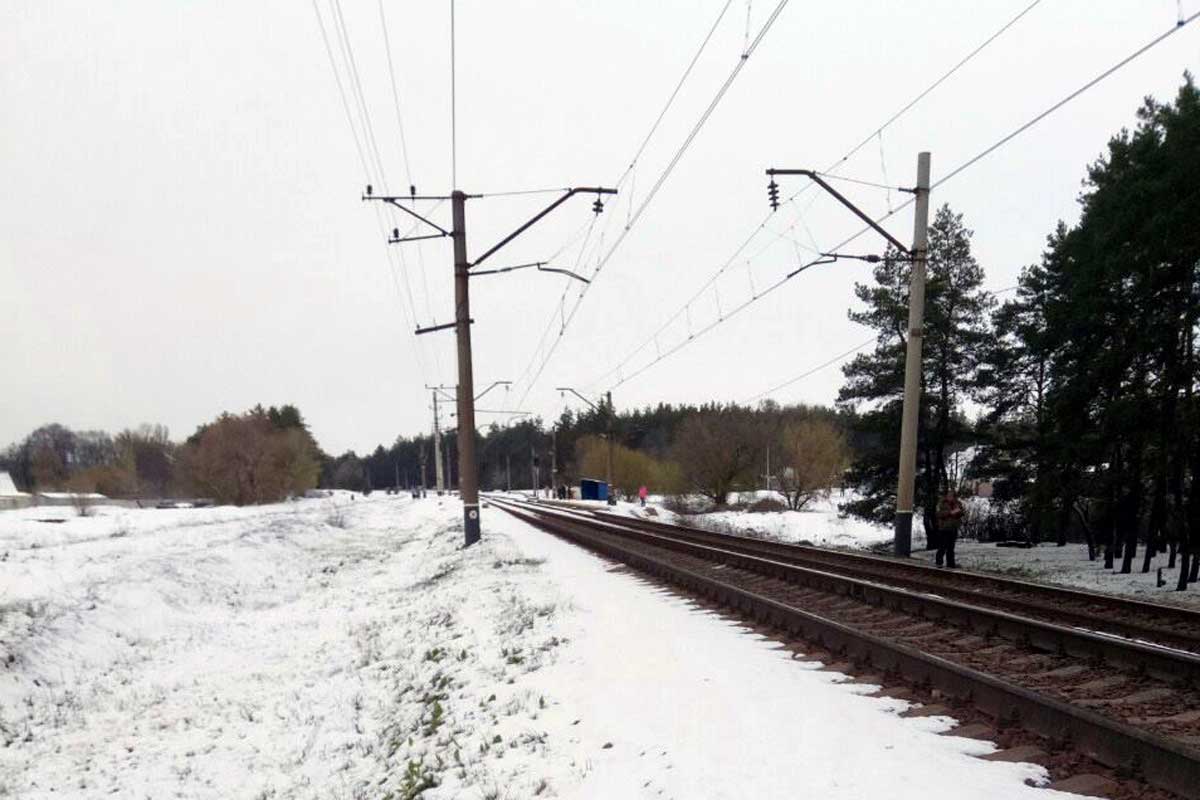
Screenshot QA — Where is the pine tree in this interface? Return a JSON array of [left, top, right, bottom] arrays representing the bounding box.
[[839, 204, 994, 541]]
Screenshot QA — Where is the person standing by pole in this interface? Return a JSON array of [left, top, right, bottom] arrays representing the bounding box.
[[935, 488, 963, 568]]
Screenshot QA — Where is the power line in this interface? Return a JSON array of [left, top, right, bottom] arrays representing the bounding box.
[[575, 0, 1044, 400], [505, 0, 744, 410], [313, 0, 435, 384], [377, 0, 440, 353], [513, 0, 792, 411], [616, 0, 735, 192], [745, 336, 876, 403], [596, 9, 1199, 394], [377, 0, 413, 183]]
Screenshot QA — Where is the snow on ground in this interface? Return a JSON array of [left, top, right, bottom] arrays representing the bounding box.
[[912, 539, 1200, 609], [0, 495, 1087, 798], [532, 489, 908, 551]]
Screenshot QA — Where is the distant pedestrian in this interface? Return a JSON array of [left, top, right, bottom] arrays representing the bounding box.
[[935, 490, 964, 568], [638, 485, 648, 507]]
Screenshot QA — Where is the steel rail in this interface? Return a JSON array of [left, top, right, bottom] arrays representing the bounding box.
[[589, 507, 1200, 649], [520, 497, 1200, 652], [490, 497, 1200, 682], [488, 494, 1200, 799]]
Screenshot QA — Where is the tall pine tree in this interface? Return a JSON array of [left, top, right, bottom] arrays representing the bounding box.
[[839, 204, 994, 542]]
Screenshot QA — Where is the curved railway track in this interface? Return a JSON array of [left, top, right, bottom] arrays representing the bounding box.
[[487, 494, 1200, 799]]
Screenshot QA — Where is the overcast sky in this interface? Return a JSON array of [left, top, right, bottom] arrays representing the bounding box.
[[3, 1, 1198, 455]]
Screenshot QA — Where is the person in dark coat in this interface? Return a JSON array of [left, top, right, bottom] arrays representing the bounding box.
[[935, 490, 964, 568]]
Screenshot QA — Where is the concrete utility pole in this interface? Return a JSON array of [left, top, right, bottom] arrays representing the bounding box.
[[505, 453, 511, 492], [605, 391, 614, 502], [365, 185, 614, 547], [451, 190, 482, 543], [551, 426, 558, 495], [530, 443, 538, 498], [419, 445, 428, 494], [893, 152, 932, 558], [764, 155, 930, 556], [432, 391, 445, 493]]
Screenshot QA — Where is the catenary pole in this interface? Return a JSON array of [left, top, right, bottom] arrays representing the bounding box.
[[605, 391, 614, 502], [551, 426, 558, 495], [893, 152, 932, 557], [432, 391, 445, 493], [453, 190, 482, 545]]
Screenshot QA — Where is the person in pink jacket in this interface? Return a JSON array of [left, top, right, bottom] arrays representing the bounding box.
[[638, 485, 648, 507]]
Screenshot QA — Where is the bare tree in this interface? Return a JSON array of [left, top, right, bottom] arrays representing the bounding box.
[[775, 419, 849, 510], [671, 407, 760, 506]]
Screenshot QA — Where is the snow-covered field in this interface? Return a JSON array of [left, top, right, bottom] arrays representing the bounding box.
[[0, 495, 1086, 798]]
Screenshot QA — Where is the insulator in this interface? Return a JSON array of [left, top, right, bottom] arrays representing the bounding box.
[[593, 197, 604, 214], [366, 184, 373, 196], [767, 179, 780, 211], [392, 228, 400, 239]]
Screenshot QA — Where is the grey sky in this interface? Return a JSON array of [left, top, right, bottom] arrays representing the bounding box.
[[3, 1, 1198, 456]]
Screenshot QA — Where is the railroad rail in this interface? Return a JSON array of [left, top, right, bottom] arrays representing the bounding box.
[[487, 494, 1200, 799], [531, 496, 1200, 655]]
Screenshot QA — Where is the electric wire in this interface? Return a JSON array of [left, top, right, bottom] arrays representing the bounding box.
[[745, 336, 877, 403], [598, 9, 1200, 395], [316, 0, 442, 384], [575, 0, 1044, 399], [513, 0, 792, 411], [378, 0, 439, 334]]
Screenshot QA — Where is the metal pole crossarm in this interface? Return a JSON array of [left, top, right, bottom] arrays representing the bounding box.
[[363, 186, 455, 201], [471, 261, 543, 276], [470, 186, 618, 269], [473, 380, 512, 402], [425, 384, 458, 403], [415, 319, 472, 335], [361, 195, 453, 239], [787, 251, 892, 278], [472, 261, 591, 284], [766, 168, 909, 254], [388, 232, 448, 244], [555, 387, 600, 412], [537, 265, 590, 284]]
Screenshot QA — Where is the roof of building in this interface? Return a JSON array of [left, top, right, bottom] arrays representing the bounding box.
[[0, 471, 30, 497]]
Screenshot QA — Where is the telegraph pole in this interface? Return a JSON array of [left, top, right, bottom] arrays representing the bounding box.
[[419, 445, 428, 494], [764, 152, 930, 557], [551, 426, 558, 496], [605, 391, 614, 502], [530, 443, 538, 498], [451, 190, 482, 543], [894, 152, 932, 557], [432, 391, 445, 493], [365, 185, 615, 546]]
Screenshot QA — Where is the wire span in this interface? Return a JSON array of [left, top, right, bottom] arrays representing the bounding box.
[[596, 9, 1199, 396]]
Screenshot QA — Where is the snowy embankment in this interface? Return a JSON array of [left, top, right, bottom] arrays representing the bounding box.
[[913, 540, 1200, 609], [568, 489, 908, 551], [1, 496, 1083, 798]]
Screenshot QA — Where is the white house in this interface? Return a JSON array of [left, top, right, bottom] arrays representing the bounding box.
[[0, 471, 32, 510]]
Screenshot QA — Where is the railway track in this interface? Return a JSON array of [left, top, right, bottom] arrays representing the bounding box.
[[546, 499, 1200, 656], [487, 494, 1200, 799]]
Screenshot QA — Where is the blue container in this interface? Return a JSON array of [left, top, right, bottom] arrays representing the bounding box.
[[579, 478, 609, 502]]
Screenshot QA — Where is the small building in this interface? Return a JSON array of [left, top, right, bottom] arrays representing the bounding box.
[[579, 478, 609, 502], [0, 471, 33, 510]]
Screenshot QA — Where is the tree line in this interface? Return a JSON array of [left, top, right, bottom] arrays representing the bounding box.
[[1, 405, 322, 506], [836, 76, 1200, 587]]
